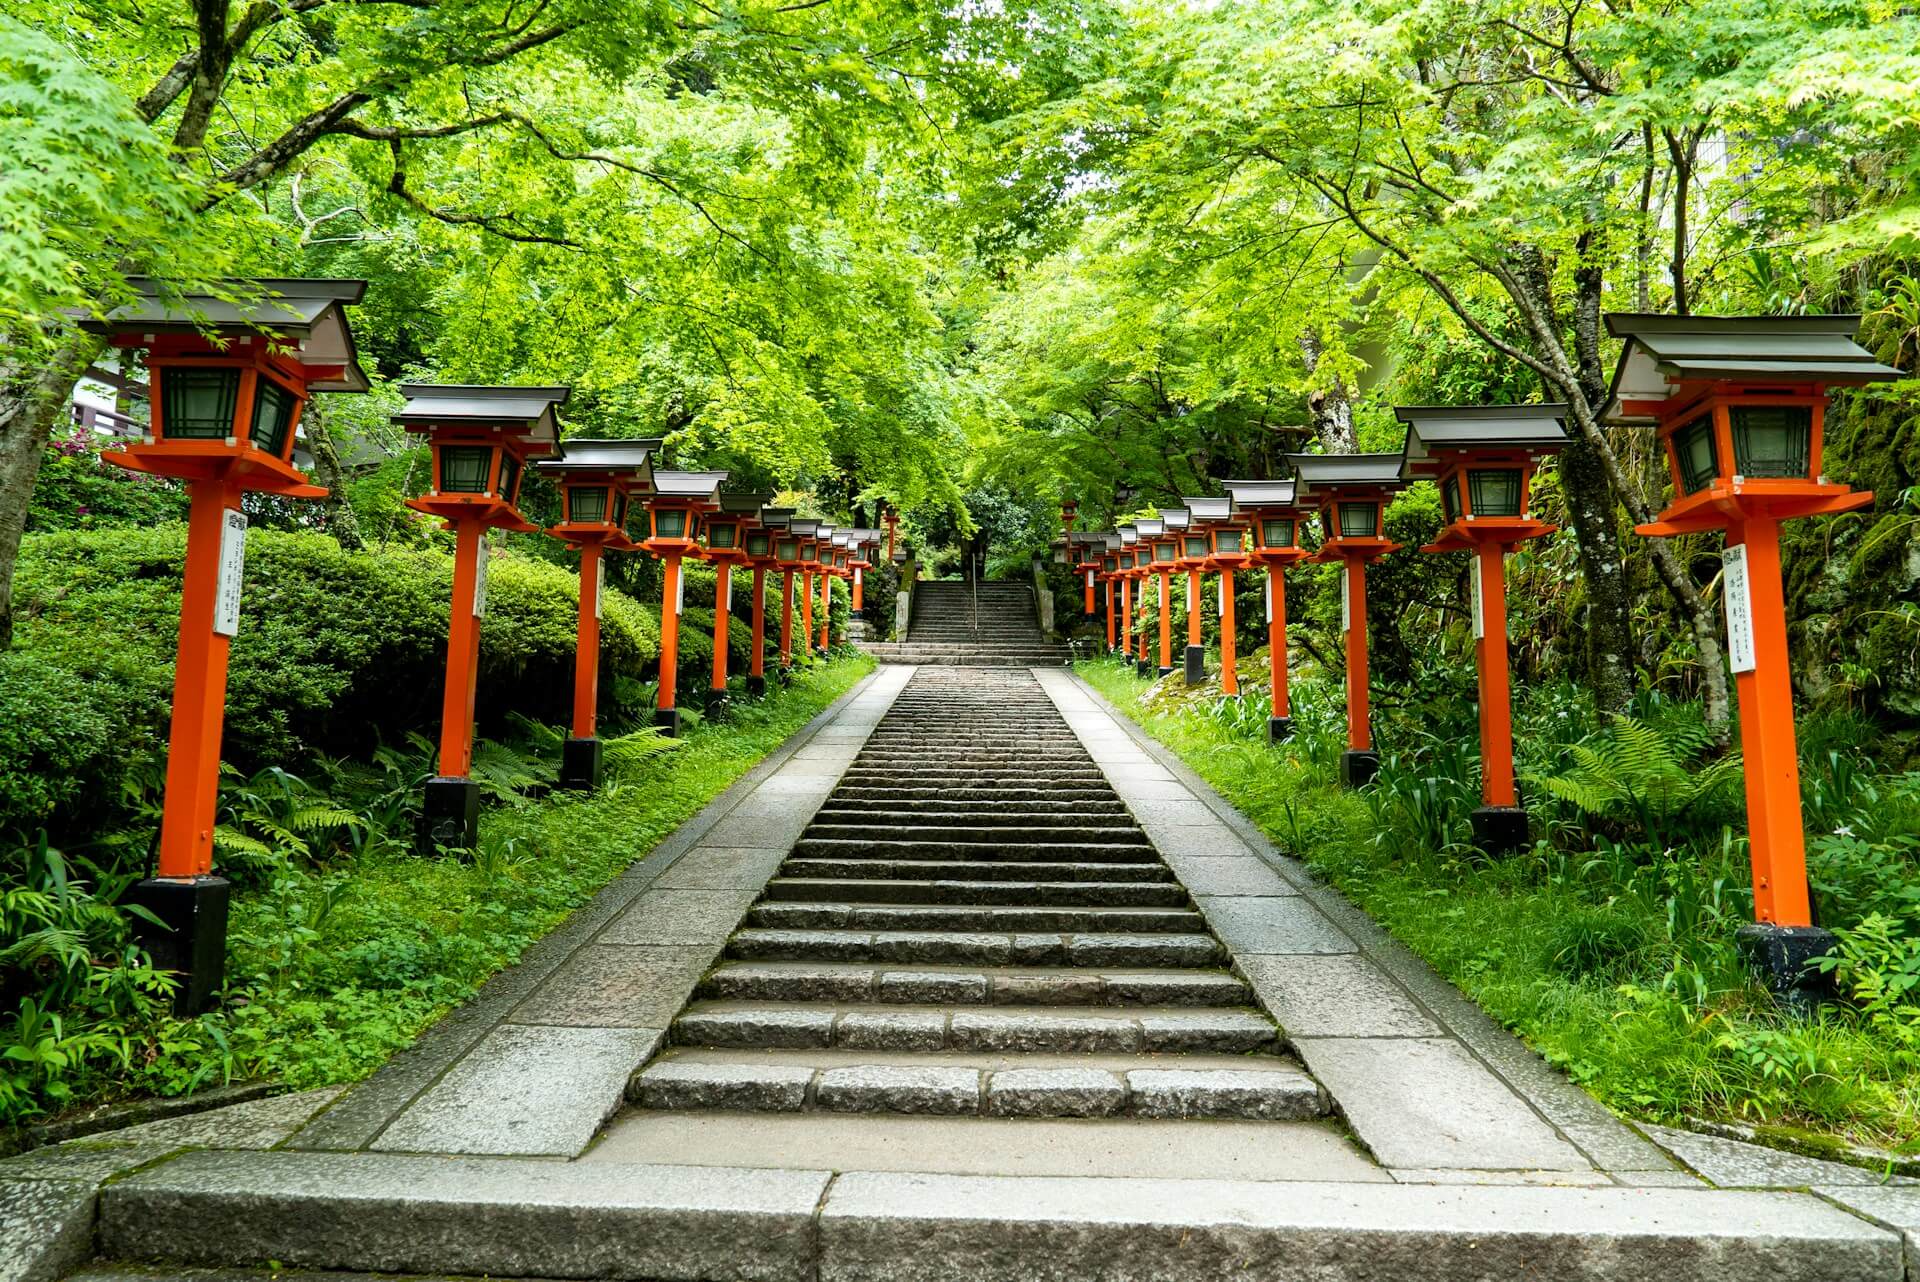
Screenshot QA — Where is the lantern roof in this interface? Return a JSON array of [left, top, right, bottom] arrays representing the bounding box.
[[1286, 453, 1406, 500], [720, 491, 774, 517], [1159, 508, 1190, 531], [759, 507, 794, 529], [1105, 531, 1123, 550], [1395, 405, 1568, 474], [1134, 517, 1164, 537], [1181, 496, 1233, 525], [77, 277, 372, 392], [1117, 525, 1138, 545], [1221, 478, 1300, 510], [652, 469, 728, 503], [790, 518, 821, 536], [393, 384, 571, 454], [1603, 314, 1901, 422], [534, 438, 661, 493]]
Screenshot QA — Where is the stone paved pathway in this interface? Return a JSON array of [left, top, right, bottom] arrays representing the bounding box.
[[5, 661, 1916, 1281]]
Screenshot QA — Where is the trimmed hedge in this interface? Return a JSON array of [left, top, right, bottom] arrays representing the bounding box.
[[4, 528, 662, 840]]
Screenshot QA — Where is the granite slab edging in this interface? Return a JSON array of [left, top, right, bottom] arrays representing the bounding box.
[[1038, 668, 1682, 1182], [289, 664, 906, 1154]]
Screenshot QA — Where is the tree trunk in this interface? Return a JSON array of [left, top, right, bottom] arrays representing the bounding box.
[[1564, 239, 1635, 712], [0, 333, 108, 649], [1298, 328, 1356, 453], [301, 396, 365, 550]]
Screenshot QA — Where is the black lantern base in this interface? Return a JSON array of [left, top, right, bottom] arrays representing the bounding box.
[[1736, 923, 1837, 1014], [1470, 805, 1529, 855], [1267, 716, 1294, 744], [420, 776, 481, 854], [654, 707, 681, 737], [1157, 665, 1173, 678], [1135, 659, 1153, 678], [1184, 645, 1206, 686], [705, 689, 731, 721], [127, 875, 230, 1015], [778, 664, 795, 687], [560, 737, 602, 791], [747, 674, 767, 698], [1339, 750, 1381, 788]]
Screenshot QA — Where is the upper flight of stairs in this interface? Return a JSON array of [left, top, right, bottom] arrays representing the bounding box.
[[628, 666, 1328, 1121], [860, 580, 1073, 667]]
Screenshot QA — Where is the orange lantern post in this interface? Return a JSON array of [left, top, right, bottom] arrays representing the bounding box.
[[883, 506, 900, 562], [1606, 314, 1901, 1005], [746, 508, 790, 695], [817, 527, 841, 652], [772, 515, 804, 676], [1178, 498, 1231, 686], [396, 385, 568, 851], [1114, 528, 1140, 659], [1224, 480, 1313, 742], [1184, 497, 1243, 696], [1290, 454, 1407, 786], [1101, 534, 1122, 652], [83, 277, 369, 1010], [642, 470, 727, 737], [1153, 510, 1189, 677], [1072, 531, 1104, 619], [699, 492, 766, 715], [1397, 406, 1568, 852], [1131, 518, 1163, 676], [791, 519, 820, 665], [536, 438, 661, 789]]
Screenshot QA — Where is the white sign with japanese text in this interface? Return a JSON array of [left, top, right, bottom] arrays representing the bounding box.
[[213, 509, 247, 637]]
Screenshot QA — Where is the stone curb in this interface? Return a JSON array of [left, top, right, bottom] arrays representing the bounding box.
[[1046, 666, 1683, 1180]]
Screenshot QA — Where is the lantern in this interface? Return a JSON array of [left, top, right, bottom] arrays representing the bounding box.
[[536, 438, 661, 790], [1223, 479, 1312, 743], [703, 491, 772, 708], [392, 385, 569, 852], [1397, 405, 1568, 852], [1287, 453, 1408, 786], [83, 277, 369, 1012], [1606, 313, 1902, 1007], [644, 470, 728, 736]]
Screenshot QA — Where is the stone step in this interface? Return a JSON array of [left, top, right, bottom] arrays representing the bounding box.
[[802, 824, 1143, 846], [814, 800, 1131, 818], [831, 786, 1119, 804], [779, 859, 1177, 884], [90, 1150, 1904, 1281], [789, 839, 1160, 863], [698, 961, 1250, 1007], [747, 902, 1206, 934], [632, 1049, 1321, 1120], [668, 1002, 1278, 1055], [726, 928, 1226, 967], [763, 876, 1189, 907]]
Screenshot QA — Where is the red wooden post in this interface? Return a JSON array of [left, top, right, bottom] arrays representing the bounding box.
[[439, 517, 487, 781], [750, 566, 768, 693], [711, 563, 731, 695], [781, 571, 796, 666], [1268, 564, 1290, 731], [657, 554, 684, 721], [1219, 568, 1238, 695]]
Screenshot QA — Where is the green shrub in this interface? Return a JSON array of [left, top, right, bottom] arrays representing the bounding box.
[[26, 425, 189, 533], [3, 528, 662, 843]]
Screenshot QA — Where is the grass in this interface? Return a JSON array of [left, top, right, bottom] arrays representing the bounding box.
[[24, 655, 873, 1129], [1078, 656, 1920, 1156]]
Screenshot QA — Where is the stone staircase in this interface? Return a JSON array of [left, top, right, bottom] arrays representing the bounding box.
[[629, 666, 1327, 1120], [859, 580, 1073, 667]]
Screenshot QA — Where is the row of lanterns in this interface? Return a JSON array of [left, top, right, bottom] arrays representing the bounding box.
[[1054, 313, 1899, 1007], [77, 277, 899, 1011]]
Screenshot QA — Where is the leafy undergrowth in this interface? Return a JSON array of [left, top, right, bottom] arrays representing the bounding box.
[[3, 655, 871, 1138], [1078, 657, 1920, 1154]]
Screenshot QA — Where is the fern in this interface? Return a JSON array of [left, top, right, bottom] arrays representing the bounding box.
[[1530, 716, 1744, 847], [604, 726, 684, 772]]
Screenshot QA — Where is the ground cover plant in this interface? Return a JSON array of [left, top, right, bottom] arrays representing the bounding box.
[[0, 654, 870, 1138], [1078, 658, 1920, 1155]]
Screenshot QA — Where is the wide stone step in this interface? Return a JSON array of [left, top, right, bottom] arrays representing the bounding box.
[[748, 902, 1206, 934], [814, 800, 1130, 818], [726, 928, 1225, 967], [832, 786, 1119, 804], [790, 838, 1159, 862], [632, 1049, 1321, 1119], [778, 859, 1176, 884], [698, 961, 1251, 1007], [802, 824, 1142, 846], [89, 1150, 1904, 1281], [668, 1002, 1277, 1054], [763, 876, 1189, 907]]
